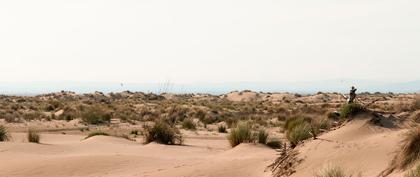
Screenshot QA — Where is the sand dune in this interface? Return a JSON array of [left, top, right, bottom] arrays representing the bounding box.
[[290, 114, 406, 177], [0, 133, 276, 177]]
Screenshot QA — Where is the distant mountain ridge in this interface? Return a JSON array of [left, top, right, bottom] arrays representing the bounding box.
[[0, 79, 419, 95]]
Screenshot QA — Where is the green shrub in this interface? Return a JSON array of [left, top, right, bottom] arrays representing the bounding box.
[[340, 103, 365, 118], [310, 118, 331, 139], [218, 125, 227, 133], [287, 122, 312, 147], [228, 122, 255, 147], [405, 164, 420, 177], [257, 129, 269, 144], [81, 105, 111, 124], [316, 118, 331, 130], [27, 129, 40, 143], [85, 131, 109, 139], [284, 117, 309, 132], [182, 119, 196, 130], [0, 125, 10, 142], [143, 121, 183, 145], [284, 116, 315, 147]]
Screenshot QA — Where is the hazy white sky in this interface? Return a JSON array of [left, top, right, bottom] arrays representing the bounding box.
[[0, 0, 419, 83]]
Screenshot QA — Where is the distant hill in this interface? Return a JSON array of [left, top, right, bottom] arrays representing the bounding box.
[[0, 79, 419, 95]]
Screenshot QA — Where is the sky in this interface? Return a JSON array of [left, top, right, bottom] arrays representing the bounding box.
[[0, 0, 419, 85]]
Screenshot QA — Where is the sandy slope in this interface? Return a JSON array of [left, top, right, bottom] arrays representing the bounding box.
[[290, 115, 406, 177], [0, 133, 276, 177]]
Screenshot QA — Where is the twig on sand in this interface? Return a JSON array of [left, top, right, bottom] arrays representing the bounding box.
[[268, 143, 302, 177]]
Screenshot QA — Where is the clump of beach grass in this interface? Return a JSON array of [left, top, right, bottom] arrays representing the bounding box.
[[143, 121, 183, 145], [228, 122, 255, 147], [0, 125, 10, 142], [27, 129, 40, 143]]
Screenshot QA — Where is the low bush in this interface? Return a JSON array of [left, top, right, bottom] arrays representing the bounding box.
[[59, 106, 80, 121], [284, 117, 309, 132], [143, 121, 183, 145], [0, 125, 10, 141], [81, 105, 112, 124], [284, 117, 314, 147], [130, 130, 139, 135], [340, 103, 365, 118], [257, 129, 269, 144], [310, 118, 331, 139], [316, 118, 331, 130], [287, 122, 312, 147], [27, 129, 40, 143], [228, 122, 255, 147], [182, 119, 196, 130]]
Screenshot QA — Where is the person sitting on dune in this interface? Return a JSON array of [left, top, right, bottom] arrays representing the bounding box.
[[348, 86, 357, 103]]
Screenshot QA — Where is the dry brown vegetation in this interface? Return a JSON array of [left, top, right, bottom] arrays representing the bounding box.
[[27, 128, 40, 143], [405, 164, 420, 177], [0, 92, 417, 145], [313, 166, 360, 177], [393, 126, 420, 169], [143, 121, 183, 145], [0, 125, 10, 141], [0, 91, 418, 177]]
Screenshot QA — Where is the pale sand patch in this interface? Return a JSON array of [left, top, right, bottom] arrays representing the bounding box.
[[290, 116, 406, 177], [0, 133, 276, 177]]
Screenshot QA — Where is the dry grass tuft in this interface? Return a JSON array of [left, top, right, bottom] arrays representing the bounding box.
[[285, 117, 313, 147], [218, 125, 227, 133], [181, 119, 196, 130], [0, 125, 10, 142], [413, 95, 420, 110], [228, 122, 255, 147], [340, 103, 365, 118], [314, 166, 360, 177], [397, 127, 420, 169], [257, 129, 269, 144], [405, 164, 420, 177], [81, 105, 112, 125], [382, 126, 420, 176], [143, 121, 183, 145], [27, 129, 40, 143]]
